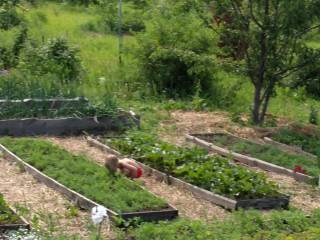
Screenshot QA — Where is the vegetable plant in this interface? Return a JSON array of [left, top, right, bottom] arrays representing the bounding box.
[[0, 138, 167, 213], [107, 132, 280, 200]]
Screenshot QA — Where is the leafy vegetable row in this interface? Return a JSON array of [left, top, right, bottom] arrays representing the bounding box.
[[0, 194, 20, 225], [107, 132, 280, 200], [0, 138, 166, 213], [208, 134, 320, 177], [123, 209, 320, 240]]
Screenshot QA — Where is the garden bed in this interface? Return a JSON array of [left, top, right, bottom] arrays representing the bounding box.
[[186, 133, 315, 183], [0, 138, 178, 222], [87, 133, 289, 210], [0, 194, 30, 232], [0, 98, 139, 136], [268, 126, 320, 159]]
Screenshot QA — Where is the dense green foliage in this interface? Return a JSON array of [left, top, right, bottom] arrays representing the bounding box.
[[125, 209, 320, 240], [273, 128, 320, 157], [0, 193, 20, 225], [208, 134, 320, 177], [0, 137, 166, 213], [132, 0, 218, 98], [108, 132, 280, 200]]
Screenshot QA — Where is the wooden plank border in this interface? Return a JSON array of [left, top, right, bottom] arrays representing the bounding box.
[[0, 110, 139, 137], [0, 144, 178, 222], [86, 136, 289, 211], [0, 206, 30, 231], [263, 137, 317, 159], [186, 134, 314, 184]]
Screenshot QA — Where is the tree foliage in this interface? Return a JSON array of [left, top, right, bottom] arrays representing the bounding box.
[[216, 0, 320, 124]]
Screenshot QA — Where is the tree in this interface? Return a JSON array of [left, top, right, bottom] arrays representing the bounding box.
[[216, 0, 320, 125]]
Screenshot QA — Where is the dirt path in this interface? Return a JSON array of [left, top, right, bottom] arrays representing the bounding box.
[[46, 137, 228, 222], [0, 157, 114, 239], [159, 110, 320, 213]]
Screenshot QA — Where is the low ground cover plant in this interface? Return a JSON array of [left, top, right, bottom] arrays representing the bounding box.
[[0, 137, 166, 213], [107, 132, 280, 200], [272, 127, 320, 157], [207, 134, 319, 177], [123, 209, 320, 240], [0, 193, 20, 225]]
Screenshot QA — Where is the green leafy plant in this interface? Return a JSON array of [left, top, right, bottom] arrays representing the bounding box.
[[309, 106, 319, 125], [107, 131, 280, 200], [208, 134, 320, 177], [0, 137, 166, 213], [0, 193, 20, 225]]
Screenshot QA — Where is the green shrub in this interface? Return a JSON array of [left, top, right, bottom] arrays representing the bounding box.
[[132, 0, 218, 98], [309, 106, 318, 125], [0, 193, 20, 225], [20, 38, 83, 84]]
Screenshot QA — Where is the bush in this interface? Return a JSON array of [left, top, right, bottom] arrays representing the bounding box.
[[309, 106, 319, 125], [132, 0, 218, 98], [20, 38, 83, 84]]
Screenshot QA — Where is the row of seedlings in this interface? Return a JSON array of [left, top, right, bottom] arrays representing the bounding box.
[[0, 137, 178, 223], [0, 98, 139, 136], [87, 132, 289, 210], [186, 131, 317, 184]]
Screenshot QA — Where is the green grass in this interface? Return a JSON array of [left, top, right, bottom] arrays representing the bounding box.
[[0, 137, 166, 213], [207, 134, 320, 177], [107, 131, 280, 200], [272, 127, 320, 157], [0, 194, 20, 225]]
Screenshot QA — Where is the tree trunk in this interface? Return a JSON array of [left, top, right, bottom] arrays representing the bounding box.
[[252, 84, 262, 125]]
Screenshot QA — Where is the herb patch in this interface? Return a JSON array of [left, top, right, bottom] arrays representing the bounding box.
[[272, 127, 320, 157], [107, 132, 280, 200], [0, 138, 167, 213], [206, 134, 320, 177]]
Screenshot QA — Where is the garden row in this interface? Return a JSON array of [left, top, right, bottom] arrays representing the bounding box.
[[186, 124, 320, 184], [0, 137, 178, 224], [0, 97, 139, 136], [95, 131, 289, 210]]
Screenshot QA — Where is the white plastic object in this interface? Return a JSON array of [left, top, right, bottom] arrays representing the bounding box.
[[91, 205, 108, 225]]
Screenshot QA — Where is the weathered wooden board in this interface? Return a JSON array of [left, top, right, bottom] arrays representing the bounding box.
[[186, 134, 314, 184], [86, 136, 289, 211], [0, 144, 178, 222], [0, 206, 30, 231]]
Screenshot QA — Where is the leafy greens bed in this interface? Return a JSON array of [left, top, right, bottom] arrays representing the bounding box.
[[123, 209, 320, 240], [0, 99, 118, 119], [206, 134, 320, 177], [107, 132, 280, 200], [272, 127, 320, 157], [0, 194, 20, 225], [0, 138, 166, 213]]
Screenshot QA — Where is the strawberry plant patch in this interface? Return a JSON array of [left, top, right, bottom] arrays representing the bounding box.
[[0, 194, 29, 231], [0, 138, 170, 216], [105, 132, 285, 205]]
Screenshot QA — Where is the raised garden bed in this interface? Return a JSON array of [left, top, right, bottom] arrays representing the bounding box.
[[268, 126, 320, 159], [0, 138, 178, 222], [186, 133, 315, 184], [0, 194, 30, 232], [87, 133, 289, 210], [0, 97, 139, 136]]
